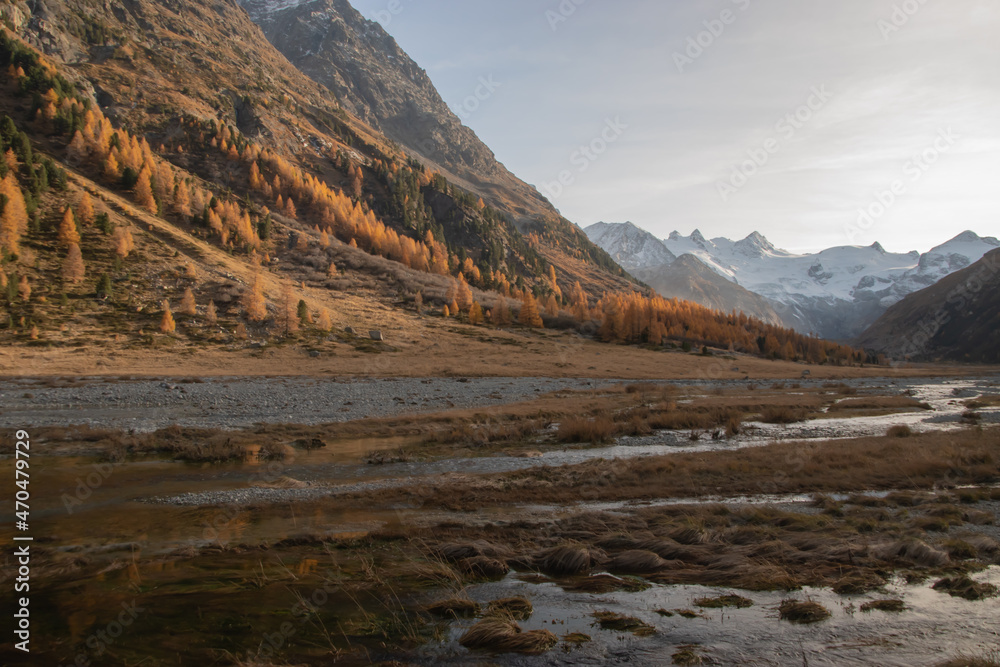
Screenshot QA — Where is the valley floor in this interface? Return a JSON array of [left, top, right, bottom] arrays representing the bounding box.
[[0, 329, 991, 380], [1, 372, 999, 666]]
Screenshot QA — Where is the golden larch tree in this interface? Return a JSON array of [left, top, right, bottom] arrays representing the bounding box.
[[113, 227, 134, 258], [242, 274, 268, 322], [492, 296, 511, 325], [134, 167, 157, 214], [58, 207, 80, 246], [456, 274, 473, 312], [544, 293, 560, 317], [78, 193, 95, 226], [61, 243, 85, 284], [469, 301, 484, 325], [174, 178, 192, 217], [317, 308, 333, 331], [0, 173, 28, 255], [17, 275, 30, 301], [160, 299, 176, 333], [205, 300, 218, 324], [277, 281, 299, 334], [518, 293, 543, 328], [179, 288, 197, 316]]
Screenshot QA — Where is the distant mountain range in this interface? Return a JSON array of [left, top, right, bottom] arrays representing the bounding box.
[[585, 222, 1000, 340]]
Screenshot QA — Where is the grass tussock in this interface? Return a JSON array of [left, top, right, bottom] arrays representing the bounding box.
[[456, 556, 509, 579], [560, 573, 650, 594], [673, 646, 706, 666], [424, 597, 480, 618], [591, 611, 655, 636], [693, 594, 753, 609], [778, 599, 831, 624], [932, 576, 1000, 601], [459, 618, 558, 655], [534, 544, 605, 576], [609, 549, 672, 574], [486, 597, 533, 620], [832, 571, 886, 595], [887, 425, 914, 438], [860, 599, 906, 613]]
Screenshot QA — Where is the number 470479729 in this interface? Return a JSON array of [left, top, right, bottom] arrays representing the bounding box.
[[15, 430, 30, 528]]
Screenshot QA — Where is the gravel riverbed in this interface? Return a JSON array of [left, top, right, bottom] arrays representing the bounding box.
[[0, 376, 611, 431]]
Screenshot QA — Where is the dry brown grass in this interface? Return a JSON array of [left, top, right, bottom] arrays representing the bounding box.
[[829, 396, 931, 412], [458, 618, 558, 655], [557, 415, 617, 444], [860, 599, 905, 612], [486, 597, 533, 620], [693, 594, 753, 609], [363, 429, 999, 510], [424, 597, 480, 618], [759, 406, 809, 424], [608, 550, 672, 574], [966, 395, 1000, 410], [932, 576, 1000, 601], [778, 600, 830, 623], [591, 611, 655, 636], [533, 544, 605, 576]]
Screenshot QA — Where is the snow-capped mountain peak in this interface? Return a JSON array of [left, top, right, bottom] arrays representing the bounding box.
[[733, 231, 778, 259], [585, 221, 1000, 340], [584, 222, 676, 272]]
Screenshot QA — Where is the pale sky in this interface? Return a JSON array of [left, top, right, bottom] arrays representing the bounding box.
[[350, 0, 1000, 254]]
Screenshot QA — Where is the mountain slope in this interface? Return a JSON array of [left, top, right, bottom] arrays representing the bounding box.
[[2, 0, 634, 297], [857, 249, 1000, 363], [238, 0, 631, 289], [631, 255, 786, 326]]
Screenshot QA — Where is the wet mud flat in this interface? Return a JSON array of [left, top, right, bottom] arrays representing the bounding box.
[[2, 375, 999, 665]]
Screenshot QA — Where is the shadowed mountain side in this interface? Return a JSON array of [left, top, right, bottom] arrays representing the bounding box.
[[857, 249, 1000, 363]]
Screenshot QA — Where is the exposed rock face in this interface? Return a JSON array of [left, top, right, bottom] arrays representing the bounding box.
[[238, 0, 551, 219]]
